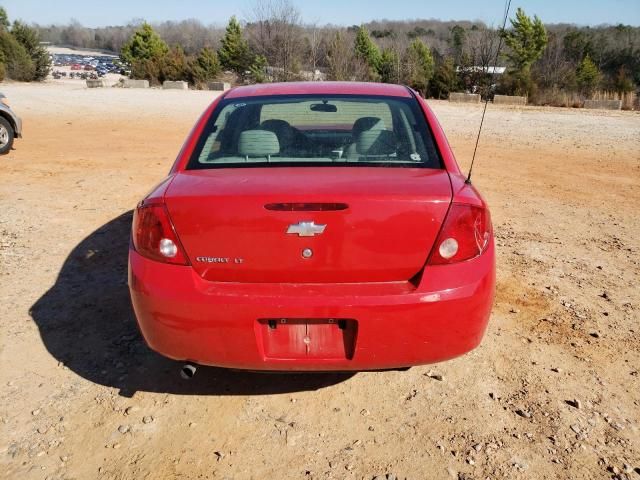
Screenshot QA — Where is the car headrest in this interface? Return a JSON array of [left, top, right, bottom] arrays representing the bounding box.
[[238, 130, 280, 157], [356, 129, 397, 156], [260, 119, 291, 134], [260, 119, 296, 147], [352, 117, 383, 137]]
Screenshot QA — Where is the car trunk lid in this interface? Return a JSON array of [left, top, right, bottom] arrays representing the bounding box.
[[165, 167, 451, 283]]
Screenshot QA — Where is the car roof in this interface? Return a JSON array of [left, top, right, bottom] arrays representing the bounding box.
[[224, 81, 413, 99]]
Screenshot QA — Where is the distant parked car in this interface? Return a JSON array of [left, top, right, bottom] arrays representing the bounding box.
[[71, 64, 82, 70], [0, 93, 22, 155]]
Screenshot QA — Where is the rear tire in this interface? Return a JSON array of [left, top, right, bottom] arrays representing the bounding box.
[[0, 117, 15, 155]]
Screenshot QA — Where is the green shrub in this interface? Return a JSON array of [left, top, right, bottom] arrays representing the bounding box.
[[158, 46, 188, 82], [429, 58, 458, 99], [0, 30, 35, 81], [188, 47, 221, 86], [497, 69, 536, 97], [377, 48, 398, 83], [0, 49, 5, 81], [11, 21, 50, 80], [248, 54, 267, 83], [130, 58, 161, 84]]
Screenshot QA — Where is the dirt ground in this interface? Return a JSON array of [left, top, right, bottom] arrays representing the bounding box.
[[0, 81, 639, 480]]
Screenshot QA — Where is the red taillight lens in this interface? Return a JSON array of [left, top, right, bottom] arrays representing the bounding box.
[[428, 203, 492, 265], [132, 202, 189, 265]]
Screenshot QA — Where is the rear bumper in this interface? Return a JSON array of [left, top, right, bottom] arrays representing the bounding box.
[[128, 242, 495, 371]]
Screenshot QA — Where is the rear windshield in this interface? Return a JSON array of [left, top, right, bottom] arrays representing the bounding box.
[[187, 94, 441, 169]]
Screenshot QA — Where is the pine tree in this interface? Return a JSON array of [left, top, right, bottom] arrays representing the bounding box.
[[404, 39, 435, 95], [503, 8, 547, 70], [502, 8, 547, 95], [377, 48, 398, 83], [576, 54, 601, 97], [0, 7, 48, 82], [0, 29, 34, 81], [158, 46, 188, 82], [120, 23, 168, 65], [218, 16, 252, 77], [249, 55, 268, 83], [354, 25, 380, 79], [430, 58, 459, 99], [190, 47, 221, 83], [449, 25, 466, 64], [11, 21, 50, 80], [0, 7, 9, 30]]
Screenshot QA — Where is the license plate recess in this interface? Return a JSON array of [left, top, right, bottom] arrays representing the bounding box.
[[259, 318, 357, 360]]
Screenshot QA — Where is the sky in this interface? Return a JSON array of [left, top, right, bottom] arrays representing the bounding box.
[[2, 0, 640, 28]]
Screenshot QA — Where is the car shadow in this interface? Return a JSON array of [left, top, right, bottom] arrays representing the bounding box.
[[29, 211, 354, 397]]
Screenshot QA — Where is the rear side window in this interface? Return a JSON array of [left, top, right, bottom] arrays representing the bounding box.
[[188, 94, 441, 169]]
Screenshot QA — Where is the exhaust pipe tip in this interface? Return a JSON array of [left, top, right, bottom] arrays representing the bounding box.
[[180, 363, 197, 380]]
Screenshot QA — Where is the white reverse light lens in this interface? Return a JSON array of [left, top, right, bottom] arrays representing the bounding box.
[[438, 238, 459, 259], [159, 238, 178, 258]]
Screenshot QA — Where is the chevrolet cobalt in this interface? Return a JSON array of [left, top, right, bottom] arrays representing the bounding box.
[[129, 82, 495, 371]]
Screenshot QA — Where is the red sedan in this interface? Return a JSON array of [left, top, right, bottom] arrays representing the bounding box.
[[129, 82, 495, 371]]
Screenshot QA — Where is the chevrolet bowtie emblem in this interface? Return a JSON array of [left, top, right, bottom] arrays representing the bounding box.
[[286, 221, 326, 237]]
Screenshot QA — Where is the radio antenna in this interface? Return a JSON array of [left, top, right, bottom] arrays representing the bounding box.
[[466, 0, 512, 184]]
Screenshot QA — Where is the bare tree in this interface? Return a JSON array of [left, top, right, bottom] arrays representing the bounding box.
[[460, 26, 501, 94], [158, 19, 221, 54], [61, 19, 93, 48], [467, 27, 499, 70], [305, 22, 327, 73], [246, 0, 304, 81], [326, 30, 368, 81], [533, 31, 575, 90]]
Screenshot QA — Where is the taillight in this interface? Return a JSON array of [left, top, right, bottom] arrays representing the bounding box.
[[132, 202, 189, 265], [428, 203, 492, 265]]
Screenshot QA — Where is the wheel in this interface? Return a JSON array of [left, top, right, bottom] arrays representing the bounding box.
[[0, 116, 15, 155]]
